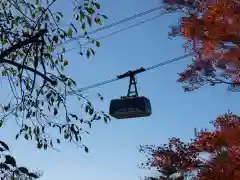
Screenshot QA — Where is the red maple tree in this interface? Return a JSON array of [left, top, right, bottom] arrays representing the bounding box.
[[163, 0, 240, 91], [140, 112, 240, 180]]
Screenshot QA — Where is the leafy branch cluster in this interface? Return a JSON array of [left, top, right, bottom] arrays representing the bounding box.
[[140, 112, 240, 180], [163, 0, 240, 92], [0, 140, 41, 180], [0, 0, 110, 152]]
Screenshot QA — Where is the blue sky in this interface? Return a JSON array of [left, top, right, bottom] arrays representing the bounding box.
[[1, 0, 240, 180]]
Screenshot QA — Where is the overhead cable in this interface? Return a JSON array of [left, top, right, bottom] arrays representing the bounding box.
[[61, 8, 180, 55], [87, 12, 177, 43], [67, 51, 195, 95], [62, 14, 163, 54], [61, 5, 169, 45]]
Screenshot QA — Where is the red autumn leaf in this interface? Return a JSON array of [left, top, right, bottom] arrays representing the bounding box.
[[140, 112, 240, 180], [166, 0, 240, 91]]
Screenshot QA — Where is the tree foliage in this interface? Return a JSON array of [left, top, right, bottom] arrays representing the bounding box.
[[0, 0, 109, 178], [140, 112, 240, 180], [0, 0, 109, 150], [0, 140, 41, 180], [163, 0, 240, 91]]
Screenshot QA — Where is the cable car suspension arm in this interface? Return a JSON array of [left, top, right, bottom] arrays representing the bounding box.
[[117, 67, 146, 98]]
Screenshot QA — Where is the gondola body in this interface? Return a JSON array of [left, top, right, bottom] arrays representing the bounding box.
[[109, 96, 152, 119]]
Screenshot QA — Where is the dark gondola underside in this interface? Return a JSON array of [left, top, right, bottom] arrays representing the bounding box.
[[109, 96, 152, 119]]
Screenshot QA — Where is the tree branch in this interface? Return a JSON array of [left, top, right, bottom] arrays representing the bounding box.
[[208, 78, 240, 85], [0, 29, 48, 59], [0, 58, 56, 85]]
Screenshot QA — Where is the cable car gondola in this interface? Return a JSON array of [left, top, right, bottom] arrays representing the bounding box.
[[109, 69, 152, 119]]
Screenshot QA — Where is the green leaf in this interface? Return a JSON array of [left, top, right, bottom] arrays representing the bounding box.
[[44, 143, 47, 150], [0, 140, 9, 151], [104, 116, 108, 123], [96, 41, 100, 47], [67, 28, 73, 37], [26, 79, 30, 90], [80, 11, 85, 22], [54, 108, 58, 116], [50, 140, 53, 147], [18, 167, 29, 174], [15, 134, 19, 140], [37, 142, 42, 149], [24, 134, 28, 140], [66, 116, 71, 123], [36, 126, 40, 135], [29, 173, 39, 178], [67, 80, 72, 86], [36, 0, 39, 5], [86, 7, 95, 14], [70, 79, 76, 86], [2, 39, 7, 45], [69, 113, 78, 120], [0, 119, 3, 127], [0, 163, 10, 170], [86, 16, 92, 27], [95, 17, 102, 25], [86, 49, 91, 58], [85, 105, 88, 113], [62, 47, 66, 53], [57, 12, 63, 18], [98, 19, 102, 25], [102, 14, 108, 19], [37, 6, 44, 12], [90, 48, 95, 55], [45, 13, 49, 20], [97, 93, 104, 100], [52, 35, 58, 43], [24, 124, 28, 131], [84, 146, 89, 153], [82, 23, 86, 31], [10, 175, 14, 180], [94, 3, 100, 9], [89, 107, 94, 115], [28, 128, 32, 135], [4, 155, 16, 167]]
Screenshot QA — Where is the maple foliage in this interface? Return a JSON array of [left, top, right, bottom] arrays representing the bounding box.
[[163, 0, 240, 91], [140, 112, 240, 180]]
